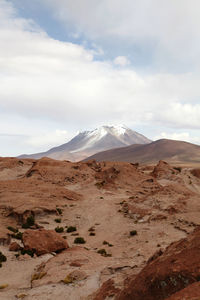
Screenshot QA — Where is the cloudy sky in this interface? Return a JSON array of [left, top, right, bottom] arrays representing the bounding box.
[[0, 0, 200, 156]]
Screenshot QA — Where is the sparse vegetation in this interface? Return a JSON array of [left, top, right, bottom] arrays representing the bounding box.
[[55, 226, 64, 233], [15, 294, 27, 299], [7, 226, 18, 233], [22, 215, 35, 229], [11, 231, 23, 240], [0, 284, 9, 289], [97, 249, 112, 257], [74, 237, 86, 244], [0, 252, 7, 263], [103, 240, 113, 247], [56, 207, 63, 215], [31, 272, 46, 282], [95, 181, 106, 189], [89, 232, 95, 236], [21, 248, 36, 257], [88, 226, 95, 232], [54, 218, 62, 223], [66, 226, 77, 233], [130, 230, 137, 236], [62, 274, 73, 284]]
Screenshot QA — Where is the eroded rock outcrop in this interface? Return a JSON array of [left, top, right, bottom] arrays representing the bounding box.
[[116, 227, 200, 300], [22, 229, 69, 256], [151, 160, 179, 179]]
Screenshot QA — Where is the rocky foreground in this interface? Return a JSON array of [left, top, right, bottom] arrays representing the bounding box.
[[0, 157, 200, 299]]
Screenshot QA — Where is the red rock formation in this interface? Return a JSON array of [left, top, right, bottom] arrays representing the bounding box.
[[93, 279, 120, 300], [151, 160, 178, 179], [116, 227, 200, 300], [191, 168, 200, 179], [22, 229, 69, 256], [9, 242, 21, 251], [166, 282, 200, 299]]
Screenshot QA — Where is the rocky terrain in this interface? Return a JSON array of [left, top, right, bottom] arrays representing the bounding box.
[[0, 156, 200, 299]]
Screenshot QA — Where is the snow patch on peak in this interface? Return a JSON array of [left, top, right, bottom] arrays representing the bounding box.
[[111, 125, 128, 135]]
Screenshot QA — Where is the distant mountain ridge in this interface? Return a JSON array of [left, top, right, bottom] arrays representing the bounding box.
[[84, 139, 200, 165], [19, 125, 151, 161]]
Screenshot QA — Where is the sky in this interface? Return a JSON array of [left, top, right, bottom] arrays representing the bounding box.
[[0, 0, 200, 156]]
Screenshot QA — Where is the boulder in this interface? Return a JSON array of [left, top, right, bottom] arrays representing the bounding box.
[[9, 242, 21, 251], [22, 229, 68, 256], [116, 227, 200, 300]]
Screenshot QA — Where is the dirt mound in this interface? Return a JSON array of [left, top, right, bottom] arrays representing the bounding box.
[[116, 227, 200, 300]]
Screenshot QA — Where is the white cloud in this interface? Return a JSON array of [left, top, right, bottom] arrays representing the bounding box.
[[43, 0, 200, 68], [27, 130, 73, 149], [114, 56, 130, 67], [0, 0, 200, 155]]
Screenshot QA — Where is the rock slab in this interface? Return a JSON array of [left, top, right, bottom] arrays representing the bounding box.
[[22, 229, 68, 256]]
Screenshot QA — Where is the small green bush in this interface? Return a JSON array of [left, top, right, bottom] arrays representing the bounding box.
[[56, 208, 62, 215], [97, 249, 112, 257], [74, 237, 86, 244], [55, 226, 64, 233], [130, 230, 137, 236], [103, 240, 113, 247], [0, 252, 7, 263], [11, 232, 23, 240], [7, 226, 18, 233], [22, 215, 35, 229], [54, 218, 62, 223], [21, 248, 36, 257], [89, 232, 95, 236], [66, 226, 77, 233], [88, 226, 95, 232]]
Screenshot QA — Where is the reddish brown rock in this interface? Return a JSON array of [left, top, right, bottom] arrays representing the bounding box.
[[93, 279, 120, 300], [22, 229, 69, 256], [191, 168, 200, 179], [151, 160, 178, 179], [9, 242, 21, 251], [116, 227, 200, 300], [166, 282, 200, 300]]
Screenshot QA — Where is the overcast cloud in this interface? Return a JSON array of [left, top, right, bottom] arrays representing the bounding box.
[[0, 0, 200, 156]]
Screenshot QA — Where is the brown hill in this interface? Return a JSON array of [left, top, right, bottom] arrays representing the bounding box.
[[84, 139, 200, 165]]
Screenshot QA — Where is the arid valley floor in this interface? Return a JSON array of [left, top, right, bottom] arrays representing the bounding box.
[[0, 157, 200, 299]]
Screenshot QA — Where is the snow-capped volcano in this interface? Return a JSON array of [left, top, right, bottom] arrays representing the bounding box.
[[19, 125, 151, 161]]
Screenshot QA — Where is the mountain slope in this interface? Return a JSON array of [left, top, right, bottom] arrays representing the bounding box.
[[19, 125, 151, 161], [84, 139, 200, 165]]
